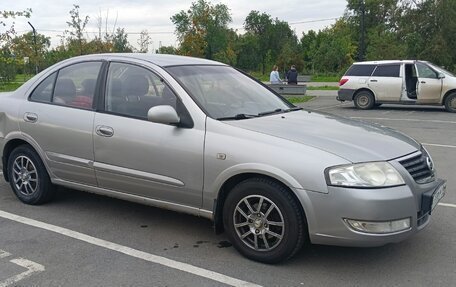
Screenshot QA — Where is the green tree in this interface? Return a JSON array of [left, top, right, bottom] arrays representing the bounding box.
[[65, 4, 89, 55], [244, 11, 273, 74], [157, 45, 177, 54], [0, 9, 32, 82], [11, 32, 50, 72], [112, 28, 133, 52], [171, 0, 232, 59], [137, 30, 151, 53], [0, 9, 32, 47]]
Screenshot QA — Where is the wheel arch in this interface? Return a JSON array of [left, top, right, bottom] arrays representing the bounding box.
[[442, 89, 456, 105], [354, 88, 376, 101], [2, 137, 45, 182], [213, 172, 308, 236]]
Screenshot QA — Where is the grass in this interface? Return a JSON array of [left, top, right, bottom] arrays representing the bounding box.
[[286, 96, 314, 104], [0, 82, 23, 92], [306, 85, 339, 91], [249, 71, 270, 82], [311, 75, 340, 82], [14, 74, 33, 82]]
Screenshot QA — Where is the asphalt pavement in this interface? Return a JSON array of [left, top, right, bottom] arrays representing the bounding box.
[[0, 96, 455, 287]]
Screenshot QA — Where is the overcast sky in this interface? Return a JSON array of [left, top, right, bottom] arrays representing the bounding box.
[[6, 0, 347, 51]]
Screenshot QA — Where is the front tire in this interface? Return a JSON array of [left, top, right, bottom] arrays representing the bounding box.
[[444, 93, 456, 113], [223, 178, 306, 263], [354, 91, 375, 110], [7, 145, 55, 205]]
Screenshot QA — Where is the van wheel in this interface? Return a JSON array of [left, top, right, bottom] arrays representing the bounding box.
[[223, 178, 306, 263], [354, 91, 375, 110], [444, 93, 456, 113], [7, 145, 55, 205]]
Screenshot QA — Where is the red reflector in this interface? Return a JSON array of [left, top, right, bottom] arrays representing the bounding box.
[[339, 78, 349, 86]]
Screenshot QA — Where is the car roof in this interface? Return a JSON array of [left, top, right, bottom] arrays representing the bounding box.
[[353, 60, 416, 65], [61, 53, 226, 67]]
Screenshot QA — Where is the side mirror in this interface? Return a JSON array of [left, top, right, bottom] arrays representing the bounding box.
[[438, 73, 445, 79], [147, 105, 180, 125]]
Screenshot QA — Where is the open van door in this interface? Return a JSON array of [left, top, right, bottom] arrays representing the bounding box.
[[416, 62, 443, 104]]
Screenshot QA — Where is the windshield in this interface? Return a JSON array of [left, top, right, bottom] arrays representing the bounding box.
[[166, 65, 294, 119], [426, 62, 455, 77]]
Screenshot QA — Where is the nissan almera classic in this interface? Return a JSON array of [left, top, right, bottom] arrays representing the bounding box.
[[0, 54, 446, 263]]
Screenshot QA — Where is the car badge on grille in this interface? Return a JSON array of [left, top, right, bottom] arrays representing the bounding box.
[[426, 156, 434, 171]]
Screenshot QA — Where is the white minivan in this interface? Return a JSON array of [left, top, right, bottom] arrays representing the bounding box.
[[337, 60, 456, 112]]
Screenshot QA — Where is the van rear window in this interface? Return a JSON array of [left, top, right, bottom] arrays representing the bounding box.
[[372, 64, 401, 77], [345, 65, 376, 76]]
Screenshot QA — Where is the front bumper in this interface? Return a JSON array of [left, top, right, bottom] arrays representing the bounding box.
[[295, 178, 446, 247]]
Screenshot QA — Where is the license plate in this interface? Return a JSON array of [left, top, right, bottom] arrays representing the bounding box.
[[431, 183, 446, 211]]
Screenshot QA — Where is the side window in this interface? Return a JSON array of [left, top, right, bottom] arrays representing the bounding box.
[[416, 63, 438, 79], [345, 65, 376, 76], [372, 64, 400, 77], [30, 72, 57, 102], [105, 62, 177, 119], [52, 62, 102, 109]]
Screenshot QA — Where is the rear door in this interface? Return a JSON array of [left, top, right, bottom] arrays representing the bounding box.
[[416, 62, 443, 104], [368, 64, 402, 102], [19, 61, 103, 186]]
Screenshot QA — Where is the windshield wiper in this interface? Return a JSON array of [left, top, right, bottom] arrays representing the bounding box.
[[217, 113, 259, 121], [258, 108, 285, 116], [284, 107, 303, 112]]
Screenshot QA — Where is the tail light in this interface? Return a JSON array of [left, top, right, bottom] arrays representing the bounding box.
[[339, 78, 349, 86]]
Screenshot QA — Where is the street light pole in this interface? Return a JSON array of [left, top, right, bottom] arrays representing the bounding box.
[[359, 0, 366, 61], [27, 21, 39, 74]]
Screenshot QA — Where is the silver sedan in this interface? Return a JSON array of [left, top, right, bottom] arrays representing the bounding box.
[[0, 54, 446, 263]]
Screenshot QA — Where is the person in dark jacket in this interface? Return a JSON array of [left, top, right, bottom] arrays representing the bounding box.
[[286, 65, 298, 85]]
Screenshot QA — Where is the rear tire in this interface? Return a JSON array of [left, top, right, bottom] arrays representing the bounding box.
[[354, 91, 375, 110], [223, 177, 306, 263], [7, 145, 55, 205], [444, 93, 456, 113]]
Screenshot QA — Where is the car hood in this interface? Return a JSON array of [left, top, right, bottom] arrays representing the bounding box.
[[225, 110, 420, 162]]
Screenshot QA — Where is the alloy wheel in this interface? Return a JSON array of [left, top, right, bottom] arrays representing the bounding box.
[[233, 195, 285, 251], [12, 155, 39, 196]]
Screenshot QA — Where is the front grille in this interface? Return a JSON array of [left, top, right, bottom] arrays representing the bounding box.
[[399, 151, 434, 184]]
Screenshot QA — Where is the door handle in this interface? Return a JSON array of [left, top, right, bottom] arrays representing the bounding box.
[[421, 81, 426, 84], [370, 79, 378, 82], [23, 112, 38, 123], [96, 126, 114, 137]]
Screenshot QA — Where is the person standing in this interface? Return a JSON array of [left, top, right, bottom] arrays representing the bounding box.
[[269, 65, 283, 84], [286, 65, 298, 85]]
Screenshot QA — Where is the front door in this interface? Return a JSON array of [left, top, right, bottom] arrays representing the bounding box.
[[19, 62, 102, 186], [416, 62, 443, 104], [93, 62, 204, 208]]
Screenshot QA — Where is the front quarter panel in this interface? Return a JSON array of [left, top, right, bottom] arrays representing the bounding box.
[[202, 117, 350, 211]]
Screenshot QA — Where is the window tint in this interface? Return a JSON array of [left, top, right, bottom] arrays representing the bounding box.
[[416, 63, 438, 79], [105, 63, 177, 119], [345, 65, 376, 76], [30, 73, 57, 102], [52, 62, 102, 109], [372, 64, 400, 77]]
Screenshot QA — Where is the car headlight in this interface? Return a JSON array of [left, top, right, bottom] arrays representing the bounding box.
[[326, 162, 405, 188]]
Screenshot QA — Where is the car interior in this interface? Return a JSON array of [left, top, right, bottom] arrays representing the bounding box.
[[404, 64, 418, 99]]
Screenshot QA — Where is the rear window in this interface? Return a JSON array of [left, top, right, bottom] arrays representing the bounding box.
[[345, 64, 376, 76], [372, 64, 400, 77]]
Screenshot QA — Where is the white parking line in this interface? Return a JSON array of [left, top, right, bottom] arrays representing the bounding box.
[[423, 143, 456, 149], [439, 203, 456, 208], [349, 117, 456, 124], [313, 103, 351, 110], [0, 258, 45, 287], [0, 210, 261, 287], [0, 249, 11, 259]]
